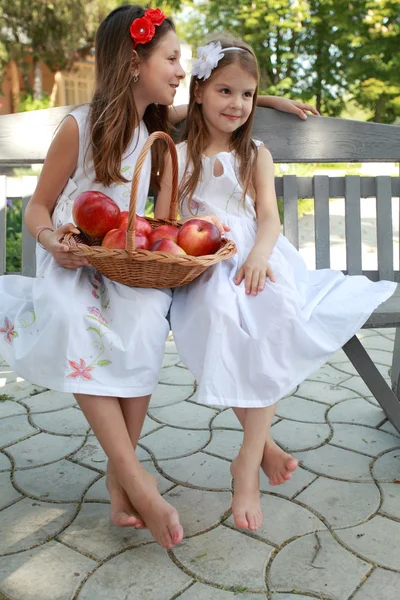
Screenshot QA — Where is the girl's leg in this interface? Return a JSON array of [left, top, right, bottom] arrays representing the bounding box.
[[230, 407, 270, 531], [106, 395, 151, 529], [74, 393, 183, 549], [232, 404, 298, 486]]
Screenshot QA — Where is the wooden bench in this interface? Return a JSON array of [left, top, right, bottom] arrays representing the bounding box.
[[1, 106, 400, 431]]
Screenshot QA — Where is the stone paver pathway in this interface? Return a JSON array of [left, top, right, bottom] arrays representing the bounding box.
[[1, 331, 400, 600]]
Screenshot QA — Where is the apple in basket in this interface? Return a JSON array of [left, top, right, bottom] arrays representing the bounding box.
[[148, 224, 179, 246], [73, 191, 120, 239], [102, 229, 150, 250], [177, 219, 222, 256], [119, 212, 152, 236], [151, 238, 187, 256]]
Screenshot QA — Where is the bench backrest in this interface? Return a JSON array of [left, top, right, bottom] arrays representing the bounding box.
[[1, 106, 399, 279]]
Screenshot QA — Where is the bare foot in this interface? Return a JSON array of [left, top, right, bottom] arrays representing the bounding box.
[[124, 468, 183, 550], [261, 438, 298, 486], [230, 456, 263, 531], [106, 461, 145, 529]]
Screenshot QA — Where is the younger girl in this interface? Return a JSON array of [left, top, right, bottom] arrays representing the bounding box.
[[156, 37, 397, 531]]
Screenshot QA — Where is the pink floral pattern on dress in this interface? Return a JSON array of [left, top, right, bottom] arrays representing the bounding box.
[[88, 307, 107, 325], [67, 359, 94, 380], [0, 318, 18, 344]]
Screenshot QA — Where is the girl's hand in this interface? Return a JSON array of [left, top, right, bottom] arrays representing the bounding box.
[[234, 250, 276, 296], [39, 223, 89, 270], [196, 215, 231, 235], [264, 97, 320, 120]]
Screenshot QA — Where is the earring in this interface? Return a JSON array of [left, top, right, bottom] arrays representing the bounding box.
[[133, 75, 139, 83]]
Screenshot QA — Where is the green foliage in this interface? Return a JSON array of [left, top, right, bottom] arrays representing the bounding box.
[[6, 199, 22, 273], [17, 92, 51, 112]]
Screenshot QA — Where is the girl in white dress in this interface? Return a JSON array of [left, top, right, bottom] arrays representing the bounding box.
[[156, 36, 397, 532]]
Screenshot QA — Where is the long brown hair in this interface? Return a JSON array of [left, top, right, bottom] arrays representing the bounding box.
[[89, 4, 175, 188], [180, 35, 259, 211]]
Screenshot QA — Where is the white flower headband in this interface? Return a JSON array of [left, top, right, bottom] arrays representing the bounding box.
[[191, 41, 247, 80]]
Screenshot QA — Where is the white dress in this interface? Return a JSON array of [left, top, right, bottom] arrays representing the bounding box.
[[0, 105, 172, 398], [170, 142, 397, 408]]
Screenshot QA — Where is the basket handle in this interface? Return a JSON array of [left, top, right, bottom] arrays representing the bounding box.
[[126, 131, 179, 254]]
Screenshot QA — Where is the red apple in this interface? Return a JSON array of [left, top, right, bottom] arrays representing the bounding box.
[[148, 224, 179, 246], [119, 212, 152, 237], [151, 238, 187, 256], [73, 191, 120, 238], [101, 229, 150, 250], [177, 219, 221, 256]]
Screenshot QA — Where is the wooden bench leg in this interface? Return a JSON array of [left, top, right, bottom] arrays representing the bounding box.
[[342, 334, 400, 433], [391, 328, 400, 398]]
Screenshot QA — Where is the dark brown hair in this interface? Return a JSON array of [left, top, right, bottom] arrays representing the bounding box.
[[180, 35, 259, 211], [89, 4, 175, 188]]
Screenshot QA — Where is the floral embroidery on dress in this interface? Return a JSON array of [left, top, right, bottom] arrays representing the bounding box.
[[0, 318, 18, 344], [88, 269, 110, 309], [190, 195, 206, 215], [87, 306, 108, 326], [67, 359, 94, 380]]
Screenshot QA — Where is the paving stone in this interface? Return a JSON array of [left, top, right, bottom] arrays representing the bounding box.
[[295, 445, 373, 481], [158, 453, 232, 490], [164, 340, 178, 353], [296, 380, 358, 404], [163, 487, 231, 537], [0, 414, 38, 447], [373, 449, 400, 482], [71, 438, 107, 469], [161, 352, 181, 367], [78, 545, 191, 600], [341, 376, 380, 397], [0, 451, 12, 471], [179, 583, 262, 599], [379, 421, 400, 436], [0, 380, 47, 402], [330, 423, 400, 457], [58, 503, 153, 558], [158, 366, 195, 386], [0, 366, 18, 387], [227, 494, 326, 545], [139, 426, 210, 459], [271, 420, 331, 452], [139, 415, 163, 438], [21, 389, 77, 413], [205, 429, 243, 460], [307, 363, 352, 386], [361, 335, 395, 352], [352, 568, 400, 600], [275, 396, 328, 423], [268, 530, 370, 600], [149, 383, 195, 408], [7, 432, 83, 469], [0, 541, 97, 600], [336, 515, 400, 569], [296, 477, 380, 527], [328, 349, 349, 364], [380, 483, 400, 519], [30, 407, 90, 436], [0, 498, 77, 555], [0, 400, 27, 419], [0, 472, 22, 509], [271, 595, 318, 600], [211, 409, 242, 430], [13, 459, 99, 501], [259, 466, 317, 498], [328, 398, 385, 427], [149, 401, 217, 430], [173, 526, 271, 592]]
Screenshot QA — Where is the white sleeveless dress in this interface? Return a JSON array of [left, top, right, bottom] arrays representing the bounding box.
[[170, 142, 397, 408], [0, 105, 172, 398]]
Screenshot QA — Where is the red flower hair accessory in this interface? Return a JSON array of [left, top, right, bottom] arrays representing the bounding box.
[[130, 8, 166, 48]]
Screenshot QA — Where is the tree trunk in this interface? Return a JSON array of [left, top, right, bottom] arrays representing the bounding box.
[[33, 59, 43, 101]]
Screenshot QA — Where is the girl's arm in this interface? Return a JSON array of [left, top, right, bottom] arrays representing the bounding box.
[[234, 145, 281, 296], [24, 115, 88, 269], [169, 97, 319, 125]]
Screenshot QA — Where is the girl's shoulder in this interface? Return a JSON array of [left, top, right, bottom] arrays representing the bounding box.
[[69, 104, 91, 127]]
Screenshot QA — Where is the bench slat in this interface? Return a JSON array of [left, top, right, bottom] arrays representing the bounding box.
[[282, 175, 299, 249], [314, 175, 330, 268], [376, 176, 394, 281], [275, 176, 400, 199], [0, 176, 5, 275], [21, 197, 36, 277], [345, 176, 362, 275]]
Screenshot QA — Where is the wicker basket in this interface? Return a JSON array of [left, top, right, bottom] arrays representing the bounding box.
[[63, 131, 236, 288]]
